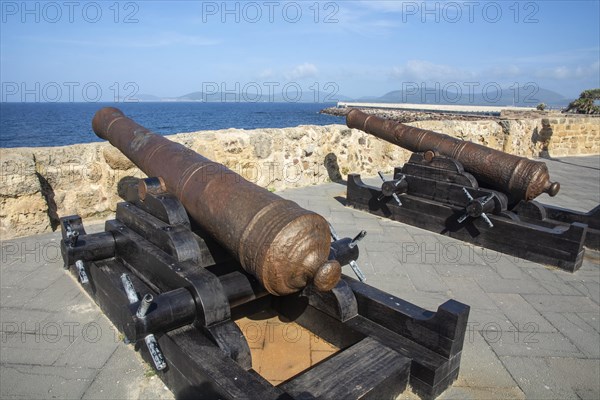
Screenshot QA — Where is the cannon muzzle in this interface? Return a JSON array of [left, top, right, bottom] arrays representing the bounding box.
[[92, 107, 341, 296], [346, 109, 560, 202]]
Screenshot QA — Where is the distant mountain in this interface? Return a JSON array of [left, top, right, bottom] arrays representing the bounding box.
[[130, 86, 569, 106], [177, 90, 352, 103], [272, 91, 353, 103], [177, 91, 204, 101], [376, 86, 568, 107], [136, 93, 163, 101]]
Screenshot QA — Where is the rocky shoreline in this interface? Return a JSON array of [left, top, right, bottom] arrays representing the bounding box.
[[320, 106, 499, 123], [319, 106, 567, 124]]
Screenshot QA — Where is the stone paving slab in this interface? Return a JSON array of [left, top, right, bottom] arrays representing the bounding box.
[[1, 155, 599, 399]]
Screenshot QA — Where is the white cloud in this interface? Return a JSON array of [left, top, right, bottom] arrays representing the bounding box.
[[389, 59, 600, 85], [285, 63, 319, 80], [574, 61, 600, 78], [536, 66, 570, 80], [317, 4, 402, 38], [534, 61, 600, 80], [511, 47, 600, 65]]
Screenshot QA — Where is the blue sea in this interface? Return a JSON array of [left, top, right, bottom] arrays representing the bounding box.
[[0, 102, 344, 148]]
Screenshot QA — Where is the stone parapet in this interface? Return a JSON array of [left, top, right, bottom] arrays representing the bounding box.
[[1, 116, 598, 239]]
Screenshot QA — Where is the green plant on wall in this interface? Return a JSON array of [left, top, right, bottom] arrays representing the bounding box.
[[564, 89, 600, 114]]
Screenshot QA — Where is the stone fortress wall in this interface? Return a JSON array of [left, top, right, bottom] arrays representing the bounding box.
[[1, 115, 598, 239]]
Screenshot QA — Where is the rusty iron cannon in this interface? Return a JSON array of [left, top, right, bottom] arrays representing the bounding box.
[[92, 107, 340, 296], [57, 107, 471, 399], [344, 109, 598, 272], [346, 109, 560, 202]]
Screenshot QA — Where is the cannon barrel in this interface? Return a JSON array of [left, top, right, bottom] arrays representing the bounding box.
[[346, 109, 560, 202], [92, 107, 341, 296]]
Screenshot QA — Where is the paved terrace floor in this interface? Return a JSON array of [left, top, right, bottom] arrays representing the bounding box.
[[1, 155, 599, 399]]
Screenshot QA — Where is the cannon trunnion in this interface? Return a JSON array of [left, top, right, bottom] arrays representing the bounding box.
[[60, 179, 469, 399]]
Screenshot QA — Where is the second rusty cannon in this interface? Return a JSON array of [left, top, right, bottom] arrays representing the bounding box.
[[347, 109, 560, 203], [344, 109, 598, 272]]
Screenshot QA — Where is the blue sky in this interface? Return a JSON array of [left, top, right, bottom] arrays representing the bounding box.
[[1, 0, 599, 102]]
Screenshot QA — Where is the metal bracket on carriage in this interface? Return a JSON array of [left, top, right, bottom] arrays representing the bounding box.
[[377, 171, 408, 206], [120, 274, 168, 371], [328, 222, 367, 282], [457, 187, 497, 228]]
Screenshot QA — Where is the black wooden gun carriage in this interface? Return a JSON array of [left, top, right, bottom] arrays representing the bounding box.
[[59, 108, 470, 399], [345, 110, 599, 272]]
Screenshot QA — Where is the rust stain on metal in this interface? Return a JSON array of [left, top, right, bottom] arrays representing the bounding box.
[[347, 109, 560, 202], [93, 107, 339, 295]]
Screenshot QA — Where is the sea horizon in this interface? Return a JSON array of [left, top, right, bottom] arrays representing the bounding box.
[[0, 102, 343, 148]]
